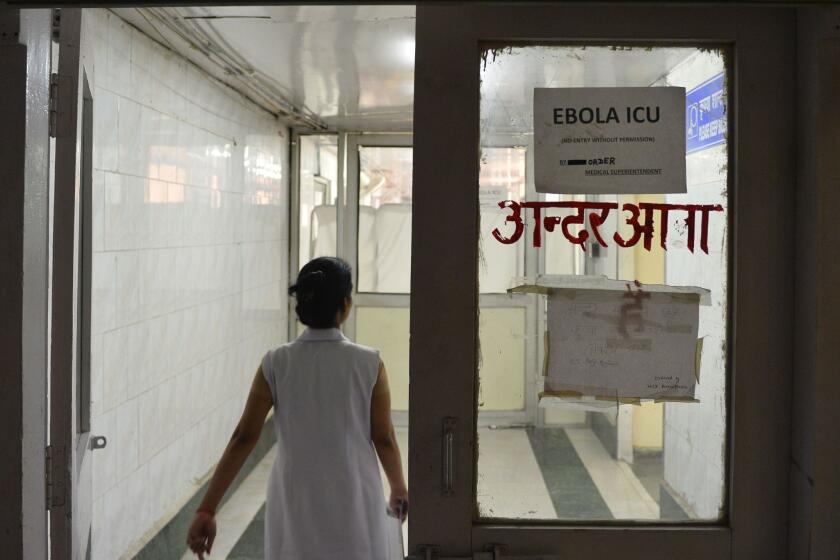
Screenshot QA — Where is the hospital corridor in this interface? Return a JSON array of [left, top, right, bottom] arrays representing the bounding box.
[[2, 3, 839, 560]]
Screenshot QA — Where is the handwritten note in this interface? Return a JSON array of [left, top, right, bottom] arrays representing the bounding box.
[[545, 285, 700, 400]]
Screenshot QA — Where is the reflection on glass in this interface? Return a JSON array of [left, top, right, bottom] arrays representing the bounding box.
[[299, 135, 338, 267], [478, 308, 526, 411], [355, 307, 410, 411], [476, 45, 727, 522], [479, 148, 527, 293], [357, 146, 413, 293]]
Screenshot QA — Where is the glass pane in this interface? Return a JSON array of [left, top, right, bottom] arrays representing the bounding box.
[[479, 148, 526, 293], [355, 307, 410, 411], [476, 45, 728, 522], [478, 308, 526, 411], [357, 146, 413, 293], [298, 135, 338, 267]]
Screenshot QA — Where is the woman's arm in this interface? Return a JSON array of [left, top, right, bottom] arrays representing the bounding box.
[[186, 366, 273, 557], [370, 360, 409, 520]]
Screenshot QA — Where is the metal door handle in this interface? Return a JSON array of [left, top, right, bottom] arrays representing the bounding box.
[[442, 417, 456, 495], [89, 435, 107, 450]]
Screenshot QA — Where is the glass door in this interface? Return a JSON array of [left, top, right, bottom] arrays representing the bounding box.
[[409, 4, 794, 559], [290, 132, 414, 427], [478, 43, 732, 524], [344, 133, 414, 427], [291, 131, 414, 554]]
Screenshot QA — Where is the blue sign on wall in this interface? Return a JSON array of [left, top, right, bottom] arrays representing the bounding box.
[[686, 73, 727, 154]]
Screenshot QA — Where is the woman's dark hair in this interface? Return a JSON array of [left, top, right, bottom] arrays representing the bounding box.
[[288, 257, 353, 328]]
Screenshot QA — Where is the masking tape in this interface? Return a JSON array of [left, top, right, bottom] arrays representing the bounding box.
[[509, 278, 711, 305], [694, 337, 704, 383], [542, 330, 550, 377], [654, 396, 700, 403], [539, 390, 642, 406], [663, 324, 694, 334], [508, 284, 553, 295], [605, 338, 653, 351], [541, 384, 700, 404], [540, 390, 700, 405], [669, 292, 702, 304]]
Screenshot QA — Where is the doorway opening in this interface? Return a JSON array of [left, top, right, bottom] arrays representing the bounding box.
[[45, 5, 746, 559], [67, 6, 415, 558]]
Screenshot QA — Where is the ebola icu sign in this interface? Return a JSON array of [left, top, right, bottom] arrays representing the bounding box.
[[534, 87, 687, 195]]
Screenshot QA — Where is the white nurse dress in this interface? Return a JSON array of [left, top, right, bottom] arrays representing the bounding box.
[[260, 327, 391, 560]]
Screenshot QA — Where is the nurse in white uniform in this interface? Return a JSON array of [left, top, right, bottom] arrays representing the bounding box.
[[187, 257, 408, 560]]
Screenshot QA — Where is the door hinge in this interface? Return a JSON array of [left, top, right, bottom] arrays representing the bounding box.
[[470, 545, 513, 560], [49, 72, 74, 138], [48, 72, 59, 138], [408, 545, 440, 560], [51, 9, 61, 42], [407, 547, 491, 560], [406, 545, 517, 560], [45, 445, 66, 510], [0, 8, 20, 45]]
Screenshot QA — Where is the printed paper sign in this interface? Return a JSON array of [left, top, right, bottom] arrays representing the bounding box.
[[544, 285, 700, 400], [534, 87, 686, 195], [686, 73, 726, 154]]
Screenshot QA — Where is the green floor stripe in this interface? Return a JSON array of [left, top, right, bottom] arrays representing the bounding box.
[[227, 503, 266, 559], [525, 427, 613, 520], [209, 426, 614, 559], [134, 418, 276, 560]]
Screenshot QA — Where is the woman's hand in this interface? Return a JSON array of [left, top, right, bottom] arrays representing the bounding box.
[[186, 511, 216, 559], [389, 486, 409, 523], [184, 368, 271, 558]]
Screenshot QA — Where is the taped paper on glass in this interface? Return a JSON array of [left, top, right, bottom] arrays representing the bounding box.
[[544, 286, 701, 401], [510, 274, 712, 305], [534, 86, 686, 194], [539, 394, 623, 414]]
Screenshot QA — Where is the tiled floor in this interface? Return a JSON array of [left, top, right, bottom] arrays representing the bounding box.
[[186, 426, 664, 559], [518, 427, 612, 519], [476, 428, 557, 519], [179, 450, 277, 560], [564, 428, 658, 519], [629, 450, 666, 505]]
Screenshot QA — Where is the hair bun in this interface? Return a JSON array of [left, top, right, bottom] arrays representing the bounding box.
[[289, 257, 353, 329], [303, 270, 325, 283], [297, 270, 325, 303]]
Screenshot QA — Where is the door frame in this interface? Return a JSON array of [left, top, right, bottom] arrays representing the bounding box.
[[343, 131, 414, 310], [341, 132, 413, 425], [288, 131, 416, 423], [409, 4, 794, 559], [347, 133, 543, 428]]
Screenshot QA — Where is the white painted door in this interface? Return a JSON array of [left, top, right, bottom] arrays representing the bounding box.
[[49, 8, 98, 560], [409, 4, 796, 559]]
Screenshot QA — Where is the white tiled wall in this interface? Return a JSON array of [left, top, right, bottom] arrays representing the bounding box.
[[660, 51, 728, 519], [82, 10, 289, 558]]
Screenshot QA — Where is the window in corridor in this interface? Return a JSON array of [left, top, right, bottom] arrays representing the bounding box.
[[476, 44, 729, 522], [298, 134, 338, 267], [356, 146, 414, 294]]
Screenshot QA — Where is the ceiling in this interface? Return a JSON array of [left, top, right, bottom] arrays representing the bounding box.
[[113, 7, 706, 136], [113, 6, 416, 132], [480, 45, 706, 140]]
